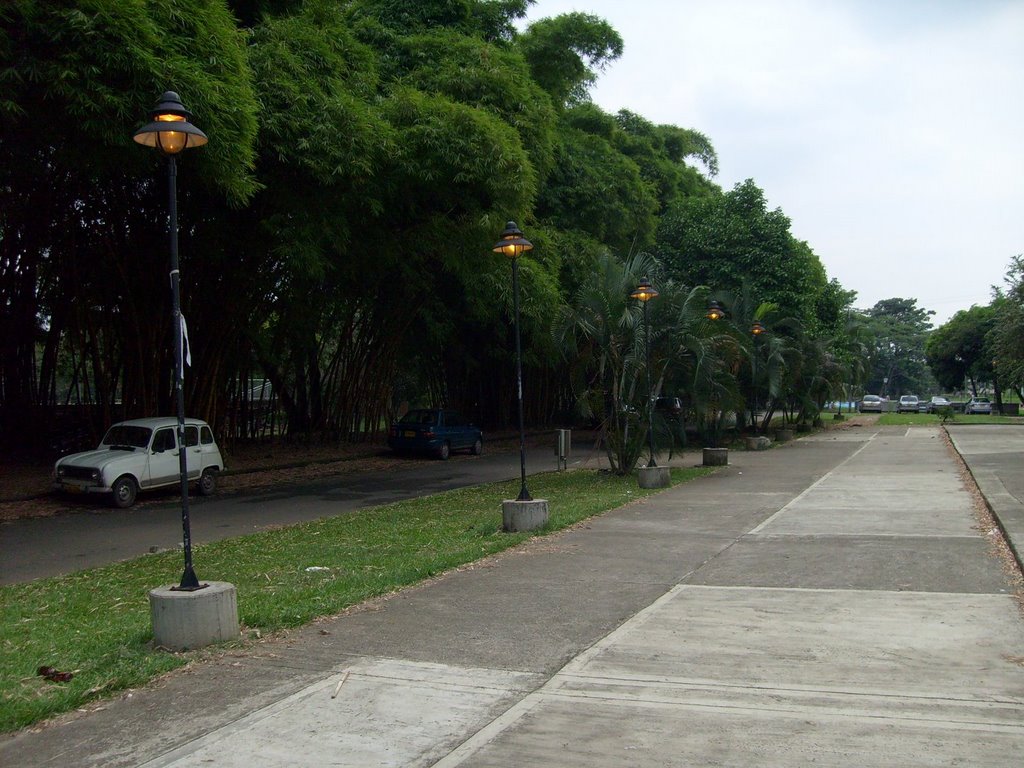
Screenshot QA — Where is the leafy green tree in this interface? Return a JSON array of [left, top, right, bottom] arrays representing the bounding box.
[[535, 121, 657, 256], [518, 11, 623, 108], [925, 304, 997, 396], [1, 0, 258, 446], [655, 179, 829, 330], [247, 2, 547, 436], [990, 255, 1024, 402], [612, 110, 719, 212], [864, 298, 935, 397]]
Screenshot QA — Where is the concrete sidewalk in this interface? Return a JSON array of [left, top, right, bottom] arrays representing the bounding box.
[[3, 424, 1023, 766]]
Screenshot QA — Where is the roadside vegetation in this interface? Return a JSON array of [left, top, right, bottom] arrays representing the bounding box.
[[0, 466, 709, 733], [3, 2, 1021, 477], [878, 413, 1020, 426]]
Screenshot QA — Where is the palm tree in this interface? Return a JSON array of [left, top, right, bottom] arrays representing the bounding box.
[[554, 250, 655, 473]]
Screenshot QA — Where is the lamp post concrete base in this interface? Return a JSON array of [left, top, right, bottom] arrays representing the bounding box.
[[776, 428, 795, 442], [149, 581, 239, 651], [702, 447, 729, 466], [502, 499, 549, 532], [637, 465, 671, 488]]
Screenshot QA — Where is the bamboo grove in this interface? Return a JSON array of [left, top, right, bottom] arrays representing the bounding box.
[[3, 0, 875, 460]]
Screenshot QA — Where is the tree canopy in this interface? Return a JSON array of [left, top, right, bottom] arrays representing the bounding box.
[[2, 0, 863, 457]]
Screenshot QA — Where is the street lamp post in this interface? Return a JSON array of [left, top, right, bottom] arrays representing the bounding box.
[[751, 320, 765, 431], [631, 277, 659, 467], [493, 221, 534, 502], [133, 92, 208, 591]]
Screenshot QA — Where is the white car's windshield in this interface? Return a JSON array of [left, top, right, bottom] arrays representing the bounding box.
[[101, 425, 152, 448]]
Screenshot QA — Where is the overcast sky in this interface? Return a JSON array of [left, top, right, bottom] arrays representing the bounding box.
[[523, 0, 1024, 325]]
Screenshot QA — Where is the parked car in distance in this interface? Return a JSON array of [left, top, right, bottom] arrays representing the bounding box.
[[963, 398, 993, 414], [858, 394, 884, 413], [387, 409, 482, 460], [53, 417, 224, 508], [924, 396, 951, 413], [897, 395, 920, 414]]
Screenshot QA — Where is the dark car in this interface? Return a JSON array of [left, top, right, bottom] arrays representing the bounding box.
[[387, 409, 483, 460], [924, 396, 951, 413]]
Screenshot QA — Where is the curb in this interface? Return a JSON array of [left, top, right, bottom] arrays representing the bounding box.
[[944, 425, 1024, 575]]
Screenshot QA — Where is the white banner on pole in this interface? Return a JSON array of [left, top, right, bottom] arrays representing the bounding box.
[[180, 315, 192, 368]]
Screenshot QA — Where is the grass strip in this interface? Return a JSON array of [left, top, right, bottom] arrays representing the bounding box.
[[878, 413, 1022, 426], [0, 466, 710, 732]]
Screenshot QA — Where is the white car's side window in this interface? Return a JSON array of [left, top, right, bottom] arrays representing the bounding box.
[[153, 429, 176, 453]]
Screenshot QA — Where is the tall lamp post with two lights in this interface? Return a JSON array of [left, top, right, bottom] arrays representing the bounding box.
[[493, 222, 549, 530]]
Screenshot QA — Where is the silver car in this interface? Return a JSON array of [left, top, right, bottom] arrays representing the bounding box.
[[963, 398, 993, 415], [858, 395, 884, 413]]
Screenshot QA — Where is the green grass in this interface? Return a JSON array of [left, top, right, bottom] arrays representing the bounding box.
[[878, 412, 1021, 426], [0, 467, 710, 733]]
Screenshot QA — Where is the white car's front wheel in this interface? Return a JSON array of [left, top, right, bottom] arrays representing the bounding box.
[[111, 476, 138, 509]]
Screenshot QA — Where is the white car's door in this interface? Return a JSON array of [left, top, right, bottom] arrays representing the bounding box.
[[182, 425, 204, 479], [146, 427, 181, 487]]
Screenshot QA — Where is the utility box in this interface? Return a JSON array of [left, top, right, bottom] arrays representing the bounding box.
[[555, 429, 571, 470]]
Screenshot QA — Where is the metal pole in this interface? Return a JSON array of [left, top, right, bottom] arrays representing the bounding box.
[[644, 300, 656, 468], [512, 259, 531, 501], [168, 155, 200, 591], [751, 337, 758, 432]]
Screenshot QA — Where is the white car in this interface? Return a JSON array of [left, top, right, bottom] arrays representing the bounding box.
[[897, 395, 919, 414], [54, 417, 224, 508]]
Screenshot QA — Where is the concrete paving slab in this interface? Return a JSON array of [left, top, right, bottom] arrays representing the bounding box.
[[690, 535, 1010, 593], [752, 427, 979, 538], [435, 585, 1024, 767], [141, 659, 544, 768]]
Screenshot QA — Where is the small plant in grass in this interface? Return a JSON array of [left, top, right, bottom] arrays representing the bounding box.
[[937, 405, 955, 424]]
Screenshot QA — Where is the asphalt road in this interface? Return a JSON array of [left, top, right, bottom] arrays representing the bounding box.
[[0, 444, 586, 585]]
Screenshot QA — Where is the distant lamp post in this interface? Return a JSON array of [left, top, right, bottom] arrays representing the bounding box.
[[630, 277, 660, 467], [493, 221, 534, 502], [133, 92, 208, 591], [706, 300, 725, 321], [750, 321, 765, 430]]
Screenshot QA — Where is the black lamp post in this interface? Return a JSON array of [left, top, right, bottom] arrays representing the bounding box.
[[751, 320, 765, 431], [133, 92, 208, 591], [493, 221, 533, 502], [631, 277, 659, 468]]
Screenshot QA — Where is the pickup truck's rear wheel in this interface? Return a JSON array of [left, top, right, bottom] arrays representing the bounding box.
[[197, 468, 217, 496], [111, 475, 138, 508]]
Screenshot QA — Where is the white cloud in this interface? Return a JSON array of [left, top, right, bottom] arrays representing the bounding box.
[[524, 0, 1024, 323]]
